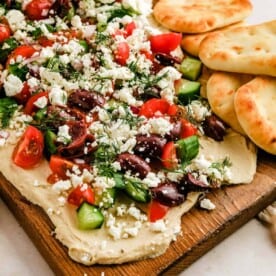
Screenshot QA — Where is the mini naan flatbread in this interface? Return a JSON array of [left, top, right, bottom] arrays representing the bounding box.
[[181, 22, 244, 57], [199, 20, 276, 76], [207, 72, 253, 134], [153, 0, 252, 33], [234, 76, 276, 155]]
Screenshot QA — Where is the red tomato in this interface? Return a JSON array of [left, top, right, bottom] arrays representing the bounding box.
[[25, 0, 53, 20], [114, 42, 130, 66], [124, 21, 136, 37], [180, 119, 197, 138], [150, 33, 182, 54], [12, 125, 44, 169], [67, 185, 95, 207], [49, 155, 75, 178], [140, 49, 154, 61], [13, 82, 31, 104], [6, 45, 37, 66], [38, 36, 54, 47], [149, 200, 169, 222], [24, 91, 49, 115], [161, 141, 178, 169], [167, 104, 179, 116], [0, 23, 11, 43], [139, 98, 170, 118]]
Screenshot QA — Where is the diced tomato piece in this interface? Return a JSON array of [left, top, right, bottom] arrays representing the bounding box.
[[161, 141, 178, 169], [6, 45, 37, 67], [13, 82, 31, 104], [38, 36, 54, 47], [24, 91, 49, 115], [67, 185, 95, 207], [167, 104, 179, 116], [139, 98, 170, 118], [12, 126, 44, 169], [180, 119, 197, 138], [150, 33, 182, 54], [124, 22, 136, 37], [140, 49, 154, 62], [49, 155, 75, 179], [0, 23, 11, 44], [114, 42, 130, 66], [25, 0, 53, 20], [149, 200, 169, 222]]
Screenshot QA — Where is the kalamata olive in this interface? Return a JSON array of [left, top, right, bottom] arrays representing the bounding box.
[[178, 173, 209, 194], [166, 121, 182, 141], [202, 115, 227, 141], [68, 90, 105, 112], [155, 53, 181, 66], [117, 153, 151, 178], [134, 135, 167, 159], [151, 182, 185, 207]]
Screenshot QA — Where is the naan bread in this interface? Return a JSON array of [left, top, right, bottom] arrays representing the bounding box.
[[234, 76, 276, 155], [153, 0, 252, 33], [181, 22, 244, 57], [199, 20, 276, 76], [207, 72, 253, 134]]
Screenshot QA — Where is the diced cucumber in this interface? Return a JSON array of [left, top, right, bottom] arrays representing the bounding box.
[[33, 107, 47, 122], [77, 202, 104, 230], [95, 188, 117, 209], [79, 40, 89, 52], [113, 173, 125, 189], [179, 56, 202, 81], [124, 179, 151, 203], [175, 79, 201, 105], [176, 135, 199, 163], [44, 129, 57, 155]]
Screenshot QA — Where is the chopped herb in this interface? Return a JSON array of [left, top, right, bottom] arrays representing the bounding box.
[[0, 38, 19, 63], [107, 6, 139, 22], [8, 63, 29, 81], [0, 98, 18, 128]]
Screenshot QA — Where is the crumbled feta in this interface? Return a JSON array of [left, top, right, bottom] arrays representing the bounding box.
[[143, 172, 161, 188], [49, 86, 68, 105], [4, 74, 24, 97], [57, 125, 72, 145], [150, 219, 167, 232], [5, 10, 26, 32], [200, 198, 216, 210], [33, 96, 48, 109], [52, 180, 72, 193]]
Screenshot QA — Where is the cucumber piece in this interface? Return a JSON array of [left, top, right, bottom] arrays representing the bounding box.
[[179, 56, 202, 81], [77, 202, 104, 230], [124, 179, 151, 203], [95, 188, 117, 209], [33, 107, 47, 122], [176, 135, 199, 163], [79, 40, 89, 52], [175, 79, 201, 105], [44, 129, 57, 155], [113, 173, 125, 189]]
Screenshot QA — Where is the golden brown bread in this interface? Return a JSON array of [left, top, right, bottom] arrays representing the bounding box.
[[153, 0, 252, 33]]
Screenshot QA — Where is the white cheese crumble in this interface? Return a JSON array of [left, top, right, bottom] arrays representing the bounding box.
[[200, 198, 216, 210], [4, 74, 24, 97], [33, 96, 48, 109], [56, 125, 72, 145], [150, 219, 167, 232]]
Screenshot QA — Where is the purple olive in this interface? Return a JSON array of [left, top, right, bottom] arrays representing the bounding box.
[[179, 173, 209, 194], [202, 115, 227, 141], [68, 90, 105, 112], [151, 182, 185, 207], [155, 53, 181, 66], [134, 135, 167, 159], [117, 153, 151, 178]]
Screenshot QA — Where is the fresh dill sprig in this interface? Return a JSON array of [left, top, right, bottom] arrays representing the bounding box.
[[0, 98, 18, 128]]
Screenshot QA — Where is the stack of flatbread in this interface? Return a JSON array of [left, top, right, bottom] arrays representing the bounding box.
[[153, 0, 276, 155]]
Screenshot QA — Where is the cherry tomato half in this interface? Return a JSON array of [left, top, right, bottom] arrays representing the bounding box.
[[161, 141, 178, 170], [150, 33, 182, 54], [49, 155, 75, 178], [25, 0, 53, 20], [24, 91, 49, 115], [67, 185, 95, 207], [148, 200, 169, 222], [124, 21, 136, 37], [12, 125, 44, 169], [6, 45, 37, 67], [114, 42, 130, 66], [139, 98, 170, 118], [0, 23, 11, 44], [180, 119, 197, 138]]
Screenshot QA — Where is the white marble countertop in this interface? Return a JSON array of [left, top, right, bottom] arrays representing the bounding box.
[[0, 1, 276, 275]]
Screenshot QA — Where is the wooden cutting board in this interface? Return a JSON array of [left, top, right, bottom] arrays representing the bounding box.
[[0, 151, 275, 276]]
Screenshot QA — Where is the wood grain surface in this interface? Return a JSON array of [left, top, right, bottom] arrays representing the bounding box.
[[0, 151, 275, 276]]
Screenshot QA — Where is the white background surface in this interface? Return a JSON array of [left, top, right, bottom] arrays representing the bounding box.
[[0, 0, 275, 275]]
